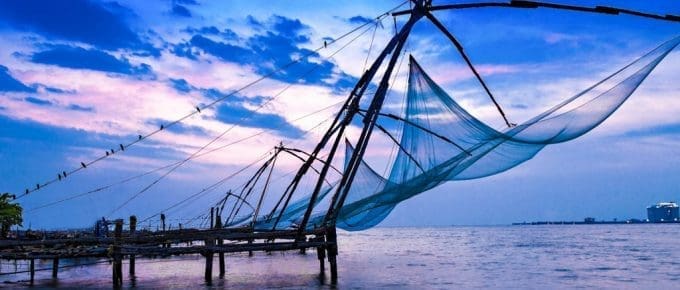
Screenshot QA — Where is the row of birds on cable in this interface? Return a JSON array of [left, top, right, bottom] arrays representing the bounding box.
[[22, 122, 174, 197]]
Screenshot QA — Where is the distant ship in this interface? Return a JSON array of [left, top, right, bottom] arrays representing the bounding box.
[[646, 202, 679, 223]]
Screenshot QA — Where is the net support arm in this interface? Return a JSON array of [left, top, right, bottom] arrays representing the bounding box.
[[294, 4, 424, 235], [423, 13, 513, 127], [392, 1, 680, 23], [250, 149, 279, 228], [322, 4, 424, 227]]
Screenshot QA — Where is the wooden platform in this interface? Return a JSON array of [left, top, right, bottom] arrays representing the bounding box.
[[0, 219, 340, 286]]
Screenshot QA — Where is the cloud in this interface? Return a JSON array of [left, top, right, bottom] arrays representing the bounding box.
[[172, 14, 357, 90], [169, 78, 194, 94], [624, 123, 680, 139], [246, 15, 264, 28], [270, 15, 309, 41], [171, 4, 192, 18], [0, 64, 35, 92], [175, 0, 199, 5], [30, 45, 153, 76], [41, 86, 76, 94], [170, 42, 198, 60], [187, 35, 254, 63], [0, 114, 108, 147], [543, 32, 592, 45], [0, 0, 159, 56], [184, 26, 239, 40], [148, 118, 207, 135], [25, 96, 52, 106], [185, 26, 219, 35], [67, 104, 94, 112], [164, 77, 303, 138], [215, 102, 305, 139], [347, 15, 373, 25]]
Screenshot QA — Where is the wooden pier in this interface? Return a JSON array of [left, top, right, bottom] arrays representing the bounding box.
[[0, 216, 339, 286]]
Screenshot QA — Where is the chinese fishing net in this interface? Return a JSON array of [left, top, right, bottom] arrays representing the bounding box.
[[249, 36, 678, 231], [322, 36, 680, 231]]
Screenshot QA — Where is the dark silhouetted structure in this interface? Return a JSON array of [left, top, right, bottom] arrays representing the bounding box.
[[647, 202, 679, 222]]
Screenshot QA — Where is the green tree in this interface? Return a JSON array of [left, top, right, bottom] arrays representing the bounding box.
[[0, 193, 22, 238]]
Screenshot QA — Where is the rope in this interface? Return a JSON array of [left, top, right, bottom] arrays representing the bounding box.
[[139, 109, 338, 224], [27, 100, 343, 213], [362, 22, 380, 72], [137, 152, 270, 224], [105, 22, 379, 217]]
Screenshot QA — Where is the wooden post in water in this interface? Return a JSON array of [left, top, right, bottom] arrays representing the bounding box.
[[316, 235, 326, 277], [160, 213, 168, 248], [326, 227, 338, 283], [112, 219, 123, 287], [204, 238, 214, 284], [215, 211, 225, 277], [129, 215, 137, 276], [29, 259, 35, 285], [52, 258, 59, 279]]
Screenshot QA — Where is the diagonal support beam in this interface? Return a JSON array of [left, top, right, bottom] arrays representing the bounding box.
[[322, 3, 426, 227], [424, 12, 513, 127], [293, 3, 428, 236]]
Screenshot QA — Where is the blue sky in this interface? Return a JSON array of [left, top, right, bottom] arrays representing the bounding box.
[[0, 0, 678, 229]]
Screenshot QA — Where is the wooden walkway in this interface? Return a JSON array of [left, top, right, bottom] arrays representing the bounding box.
[[0, 218, 339, 287]]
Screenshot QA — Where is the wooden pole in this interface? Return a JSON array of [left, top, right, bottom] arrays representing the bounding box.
[[160, 213, 168, 248], [113, 219, 123, 287], [215, 212, 225, 277], [300, 240, 307, 255], [210, 207, 214, 229], [29, 259, 35, 285], [316, 235, 326, 277], [129, 215, 137, 276], [218, 246, 225, 277], [204, 238, 214, 284], [52, 258, 59, 279], [327, 227, 338, 283]]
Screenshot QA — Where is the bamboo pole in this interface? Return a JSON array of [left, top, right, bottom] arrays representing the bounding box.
[[29, 259, 35, 285], [52, 258, 59, 278], [129, 215, 137, 276], [113, 220, 123, 287], [204, 238, 214, 284]]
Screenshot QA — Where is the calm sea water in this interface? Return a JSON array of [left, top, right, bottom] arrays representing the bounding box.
[[2, 225, 679, 289]]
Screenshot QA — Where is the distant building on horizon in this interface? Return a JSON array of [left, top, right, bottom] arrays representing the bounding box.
[[647, 202, 679, 222]]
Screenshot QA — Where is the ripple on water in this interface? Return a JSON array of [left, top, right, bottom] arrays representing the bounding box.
[[514, 242, 554, 248], [406, 263, 427, 267], [558, 274, 579, 280], [592, 267, 617, 271], [6, 225, 680, 289]]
